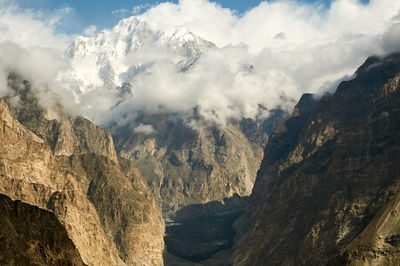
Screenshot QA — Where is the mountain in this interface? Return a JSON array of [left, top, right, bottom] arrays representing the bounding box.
[[65, 16, 216, 89], [233, 53, 400, 265], [111, 109, 284, 262], [112, 111, 284, 215], [64, 15, 286, 261], [3, 13, 399, 265], [0, 74, 165, 265]]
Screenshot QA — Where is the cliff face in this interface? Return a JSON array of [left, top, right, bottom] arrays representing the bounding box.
[[0, 193, 85, 265], [234, 53, 400, 265], [112, 111, 284, 261], [113, 111, 284, 218], [0, 75, 165, 265]]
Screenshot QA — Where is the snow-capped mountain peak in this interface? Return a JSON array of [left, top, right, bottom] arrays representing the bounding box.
[[63, 16, 216, 91], [65, 17, 158, 59]]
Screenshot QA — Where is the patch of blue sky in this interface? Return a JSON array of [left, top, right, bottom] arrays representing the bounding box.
[[10, 0, 371, 34]]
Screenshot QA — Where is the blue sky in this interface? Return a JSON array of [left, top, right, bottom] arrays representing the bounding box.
[[13, 0, 370, 34]]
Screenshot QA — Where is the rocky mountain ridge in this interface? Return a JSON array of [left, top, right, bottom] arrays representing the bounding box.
[[233, 53, 400, 265], [0, 74, 165, 265]]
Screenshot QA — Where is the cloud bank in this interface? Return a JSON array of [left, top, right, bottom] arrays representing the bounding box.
[[0, 3, 72, 111], [1, 0, 400, 128], [0, 3, 70, 50]]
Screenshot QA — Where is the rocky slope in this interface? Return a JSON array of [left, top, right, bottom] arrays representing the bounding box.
[[63, 14, 289, 262], [113, 112, 283, 217], [234, 53, 400, 265], [112, 110, 284, 261], [0, 74, 165, 265], [0, 193, 85, 265]]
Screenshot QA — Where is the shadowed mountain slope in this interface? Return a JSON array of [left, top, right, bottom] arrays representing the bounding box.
[[234, 53, 400, 265], [0, 193, 86, 265]]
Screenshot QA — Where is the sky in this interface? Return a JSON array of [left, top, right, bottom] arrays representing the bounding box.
[[10, 0, 370, 34], [0, 0, 399, 128]]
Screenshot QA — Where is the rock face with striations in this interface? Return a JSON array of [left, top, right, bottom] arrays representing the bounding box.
[[112, 113, 283, 217], [0, 193, 85, 265], [0, 75, 165, 265], [234, 53, 400, 265], [112, 111, 284, 262]]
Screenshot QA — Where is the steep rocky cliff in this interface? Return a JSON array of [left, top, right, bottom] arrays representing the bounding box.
[[112, 110, 284, 261], [112, 112, 283, 217], [0, 75, 165, 265], [0, 193, 85, 265], [234, 53, 400, 265]]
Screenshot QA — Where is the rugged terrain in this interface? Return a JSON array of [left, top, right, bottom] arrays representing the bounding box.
[[65, 16, 283, 219], [64, 16, 288, 261], [113, 112, 283, 217], [112, 111, 283, 261], [0, 16, 286, 262], [234, 53, 400, 265], [0, 75, 165, 265], [0, 193, 85, 265]]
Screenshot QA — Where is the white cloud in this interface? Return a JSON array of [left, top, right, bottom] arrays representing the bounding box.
[[133, 123, 156, 134], [46, 5, 74, 28], [131, 4, 152, 15], [112, 4, 152, 17], [113, 0, 398, 122], [0, 42, 69, 105], [112, 8, 129, 16], [0, 4, 70, 109], [0, 3, 70, 50], [88, 0, 400, 125], [84, 25, 97, 37], [141, 0, 400, 53], [1, 0, 400, 128], [382, 23, 400, 55]]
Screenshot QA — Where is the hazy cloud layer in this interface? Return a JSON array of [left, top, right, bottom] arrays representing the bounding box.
[[0, 43, 67, 96], [133, 123, 156, 134], [0, 3, 70, 50], [1, 0, 400, 128], [141, 0, 399, 53], [0, 3, 71, 110]]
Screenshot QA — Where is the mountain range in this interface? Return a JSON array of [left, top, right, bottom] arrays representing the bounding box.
[[63, 16, 288, 261], [0, 13, 399, 266]]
